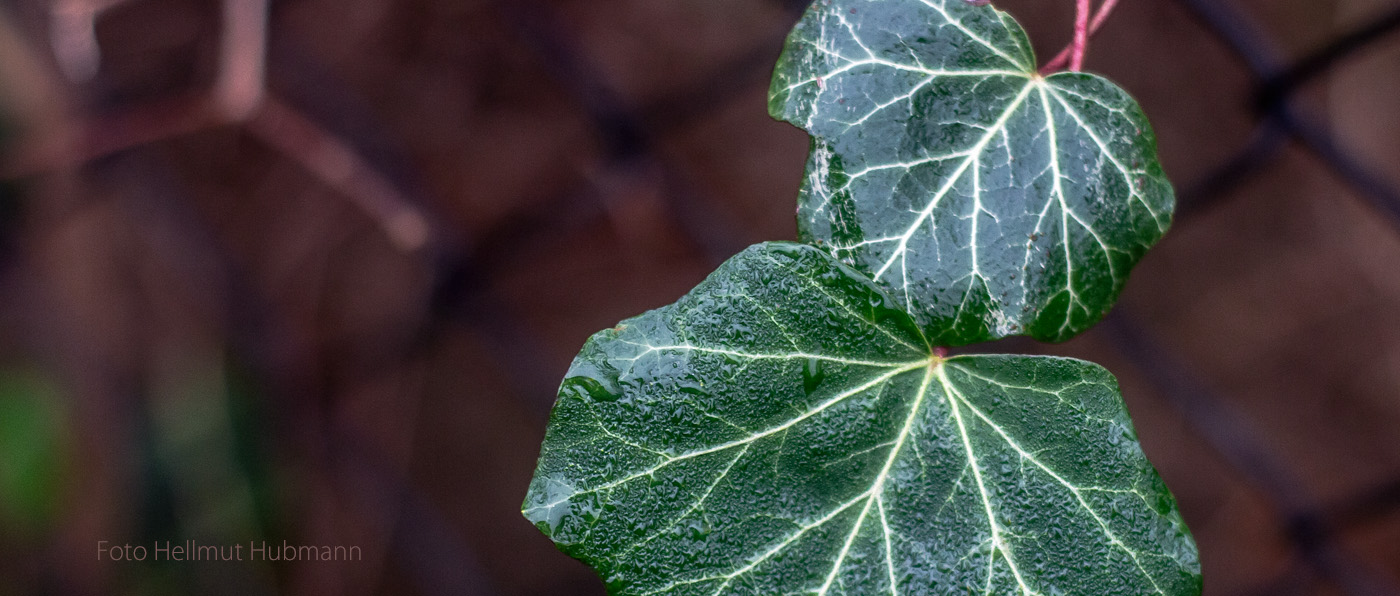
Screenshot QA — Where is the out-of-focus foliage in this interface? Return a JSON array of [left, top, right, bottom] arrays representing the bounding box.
[[0, 370, 69, 536]]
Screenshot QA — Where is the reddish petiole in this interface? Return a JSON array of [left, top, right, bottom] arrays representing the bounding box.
[[1039, 0, 1121, 74]]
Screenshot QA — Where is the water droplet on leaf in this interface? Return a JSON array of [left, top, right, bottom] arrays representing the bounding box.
[[803, 358, 826, 395]]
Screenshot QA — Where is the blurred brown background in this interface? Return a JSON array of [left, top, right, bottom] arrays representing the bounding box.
[[0, 0, 1398, 594]]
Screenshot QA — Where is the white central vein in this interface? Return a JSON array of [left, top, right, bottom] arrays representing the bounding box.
[[872, 81, 1035, 282], [878, 496, 899, 596], [600, 357, 1179, 596], [1036, 83, 1082, 339], [938, 366, 1037, 596], [1039, 85, 1120, 283], [1044, 85, 1166, 232], [816, 365, 935, 596]]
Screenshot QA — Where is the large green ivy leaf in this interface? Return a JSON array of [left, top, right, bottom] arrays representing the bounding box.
[[523, 242, 1199, 596], [769, 0, 1174, 345]]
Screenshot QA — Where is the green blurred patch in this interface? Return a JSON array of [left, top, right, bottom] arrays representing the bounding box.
[[0, 370, 70, 535]]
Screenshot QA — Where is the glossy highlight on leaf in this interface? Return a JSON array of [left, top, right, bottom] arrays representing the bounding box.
[[769, 0, 1174, 345], [523, 242, 1200, 596]]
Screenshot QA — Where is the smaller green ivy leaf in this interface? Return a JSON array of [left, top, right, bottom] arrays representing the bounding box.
[[523, 242, 1199, 596], [769, 0, 1174, 345]]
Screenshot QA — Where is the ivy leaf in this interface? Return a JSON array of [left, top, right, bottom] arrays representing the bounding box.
[[769, 0, 1174, 345], [523, 242, 1200, 596]]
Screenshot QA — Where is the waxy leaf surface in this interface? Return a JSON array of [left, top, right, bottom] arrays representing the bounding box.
[[523, 242, 1200, 596], [770, 0, 1174, 344]]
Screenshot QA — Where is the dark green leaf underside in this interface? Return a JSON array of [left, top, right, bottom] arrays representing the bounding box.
[[523, 243, 1199, 596], [769, 0, 1174, 345]]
